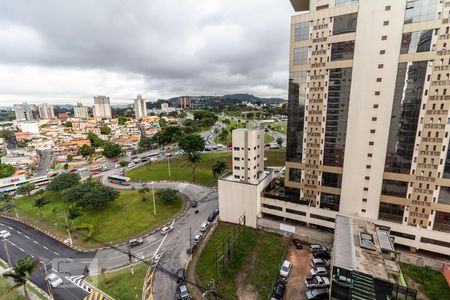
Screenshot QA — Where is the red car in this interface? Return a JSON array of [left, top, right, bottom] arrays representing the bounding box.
[[292, 239, 303, 249]]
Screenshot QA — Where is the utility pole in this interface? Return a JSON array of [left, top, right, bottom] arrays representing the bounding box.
[[41, 258, 54, 300], [63, 211, 73, 246], [152, 182, 156, 216], [128, 249, 134, 275], [3, 239, 11, 266]]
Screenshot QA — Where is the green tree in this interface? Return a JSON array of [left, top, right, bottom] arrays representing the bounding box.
[[156, 189, 178, 203], [218, 128, 228, 143], [64, 180, 119, 208], [155, 126, 182, 145], [138, 186, 150, 201], [67, 204, 82, 225], [33, 197, 50, 219], [47, 173, 80, 192], [64, 121, 72, 127], [212, 160, 227, 178], [16, 183, 34, 196], [102, 142, 122, 158], [100, 125, 111, 135], [3, 255, 40, 300], [119, 160, 129, 168], [79, 144, 95, 157], [178, 134, 205, 182], [118, 116, 128, 125], [63, 163, 69, 170], [276, 137, 283, 148], [67, 154, 73, 161], [138, 138, 155, 152], [0, 162, 15, 178], [87, 132, 105, 148]]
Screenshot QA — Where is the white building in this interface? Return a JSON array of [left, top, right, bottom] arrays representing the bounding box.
[[14, 103, 37, 121], [37, 103, 55, 120], [74, 102, 89, 119], [93, 96, 112, 119], [134, 94, 147, 120], [160, 103, 169, 110], [18, 121, 39, 134]]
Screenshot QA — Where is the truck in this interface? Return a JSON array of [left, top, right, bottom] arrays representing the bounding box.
[[305, 276, 330, 288]]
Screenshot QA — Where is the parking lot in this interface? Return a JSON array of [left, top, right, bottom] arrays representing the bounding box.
[[284, 242, 313, 299]]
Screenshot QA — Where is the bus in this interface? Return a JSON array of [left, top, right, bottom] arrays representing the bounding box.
[[107, 175, 131, 186]]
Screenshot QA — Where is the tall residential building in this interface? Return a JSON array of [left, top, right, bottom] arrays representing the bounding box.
[[37, 103, 55, 120], [93, 96, 112, 119], [261, 0, 450, 255], [178, 96, 191, 109], [74, 102, 89, 119], [134, 94, 147, 120], [232, 128, 265, 184], [13, 103, 37, 121]]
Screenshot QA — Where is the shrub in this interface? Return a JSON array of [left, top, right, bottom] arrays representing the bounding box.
[[75, 223, 95, 241]]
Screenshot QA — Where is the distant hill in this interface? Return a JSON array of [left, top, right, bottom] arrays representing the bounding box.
[[223, 93, 286, 104]]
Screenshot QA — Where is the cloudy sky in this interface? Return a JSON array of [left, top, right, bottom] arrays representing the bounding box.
[[0, 0, 293, 106]]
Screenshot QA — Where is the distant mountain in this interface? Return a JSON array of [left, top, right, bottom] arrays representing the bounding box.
[[223, 93, 286, 104]]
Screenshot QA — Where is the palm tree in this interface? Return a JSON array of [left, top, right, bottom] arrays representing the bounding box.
[[187, 152, 201, 183], [212, 161, 226, 178], [33, 197, 50, 219], [3, 255, 40, 299]]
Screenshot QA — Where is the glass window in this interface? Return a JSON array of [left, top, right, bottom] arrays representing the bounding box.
[[321, 172, 342, 188], [294, 21, 309, 41], [378, 202, 405, 224], [404, 0, 439, 24], [288, 168, 302, 182], [293, 47, 308, 65], [335, 0, 358, 6], [320, 193, 340, 211], [333, 13, 357, 35], [400, 30, 432, 54], [438, 186, 450, 205], [433, 211, 450, 233], [382, 179, 408, 197], [331, 41, 355, 61]]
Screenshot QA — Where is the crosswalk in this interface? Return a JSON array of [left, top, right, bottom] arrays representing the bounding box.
[[65, 275, 92, 293]]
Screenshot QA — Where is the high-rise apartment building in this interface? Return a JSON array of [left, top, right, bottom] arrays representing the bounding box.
[[37, 103, 55, 120], [178, 96, 191, 109], [74, 102, 89, 119], [14, 103, 37, 121], [134, 94, 147, 120], [93, 96, 112, 119], [261, 0, 450, 255], [232, 128, 265, 184]]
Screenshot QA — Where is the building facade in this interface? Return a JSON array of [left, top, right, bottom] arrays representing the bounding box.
[[262, 0, 450, 255], [232, 128, 265, 184], [37, 103, 55, 120], [134, 94, 147, 120], [14, 103, 37, 121], [74, 102, 89, 119], [178, 96, 191, 109], [93, 96, 112, 119]]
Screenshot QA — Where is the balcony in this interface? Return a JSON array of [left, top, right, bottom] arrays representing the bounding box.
[[262, 184, 309, 206]]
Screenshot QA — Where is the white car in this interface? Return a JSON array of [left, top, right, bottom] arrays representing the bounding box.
[[193, 233, 203, 243], [160, 226, 173, 235], [200, 222, 210, 232], [279, 260, 292, 278], [0, 230, 11, 239], [128, 162, 136, 168], [47, 273, 63, 288]]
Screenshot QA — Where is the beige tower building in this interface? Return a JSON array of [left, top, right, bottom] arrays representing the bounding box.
[[260, 0, 450, 255], [74, 102, 89, 119], [93, 96, 112, 119], [134, 94, 147, 120], [37, 103, 55, 120]]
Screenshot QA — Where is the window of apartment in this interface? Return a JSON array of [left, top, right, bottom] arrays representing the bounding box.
[[383, 20, 389, 26], [233, 147, 239, 151], [233, 157, 240, 161], [369, 141, 374, 145], [385, 5, 391, 11], [368, 153, 373, 157], [234, 166, 240, 170], [375, 91, 381, 95], [333, 13, 358, 35], [361, 209, 367, 213], [373, 104, 379, 108], [378, 64, 384, 69], [372, 117, 377, 121], [370, 129, 376, 134], [335, 0, 358, 6], [330, 41, 355, 61], [363, 187, 369, 191], [293, 47, 308, 65], [381, 35, 387, 40], [376, 78, 382, 82], [288, 168, 302, 182], [366, 165, 371, 169], [404, 0, 439, 24], [380, 50, 386, 55], [401, 30, 432, 54], [365, 176, 370, 180], [294, 21, 309, 41]]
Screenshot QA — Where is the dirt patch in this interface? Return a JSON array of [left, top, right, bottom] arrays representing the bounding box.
[[236, 252, 258, 300], [285, 243, 313, 300]]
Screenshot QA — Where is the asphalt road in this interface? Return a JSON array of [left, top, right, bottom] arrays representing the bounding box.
[[36, 150, 53, 176]]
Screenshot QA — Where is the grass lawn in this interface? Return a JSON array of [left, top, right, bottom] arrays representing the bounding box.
[[0, 277, 24, 300], [127, 150, 286, 186], [86, 262, 147, 300], [264, 134, 274, 143], [195, 223, 286, 300], [12, 190, 183, 245], [270, 123, 287, 134], [400, 263, 450, 300]]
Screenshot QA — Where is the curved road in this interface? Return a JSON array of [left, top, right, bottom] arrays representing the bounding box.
[[0, 175, 218, 300]]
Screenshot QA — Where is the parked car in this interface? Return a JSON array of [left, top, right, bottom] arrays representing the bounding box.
[[305, 276, 330, 288], [310, 267, 328, 276], [128, 162, 136, 168], [190, 201, 198, 208], [279, 260, 292, 278], [0, 230, 11, 239], [272, 280, 286, 299], [200, 222, 210, 232], [311, 258, 329, 268], [193, 233, 203, 243], [313, 250, 331, 259], [160, 226, 173, 235], [176, 282, 191, 300], [187, 243, 198, 254], [128, 238, 143, 247], [309, 244, 329, 253], [305, 288, 329, 300], [292, 238, 303, 249], [176, 268, 185, 283], [47, 273, 63, 288]]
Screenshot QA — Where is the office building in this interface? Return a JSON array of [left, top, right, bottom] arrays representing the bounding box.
[[259, 0, 450, 255], [37, 103, 55, 120], [14, 103, 37, 121], [74, 102, 89, 119], [134, 94, 147, 120], [93, 96, 112, 119]]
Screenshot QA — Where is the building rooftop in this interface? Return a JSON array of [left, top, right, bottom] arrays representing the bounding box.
[[220, 169, 273, 185], [333, 215, 397, 283]]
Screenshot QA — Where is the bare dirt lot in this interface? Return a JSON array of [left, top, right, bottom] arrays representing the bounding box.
[[284, 242, 314, 300]]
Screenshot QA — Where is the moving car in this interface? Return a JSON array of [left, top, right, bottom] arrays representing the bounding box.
[[47, 273, 63, 288], [305, 288, 329, 300], [305, 276, 330, 288], [176, 282, 191, 300], [190, 201, 198, 208], [0, 230, 11, 239], [292, 238, 303, 249], [128, 238, 143, 247], [160, 226, 173, 235], [279, 260, 292, 278], [200, 222, 210, 232], [310, 267, 328, 276], [176, 268, 185, 283], [311, 258, 329, 268], [272, 280, 286, 299]]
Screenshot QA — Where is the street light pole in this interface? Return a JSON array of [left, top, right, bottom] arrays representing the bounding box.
[[152, 182, 156, 216]]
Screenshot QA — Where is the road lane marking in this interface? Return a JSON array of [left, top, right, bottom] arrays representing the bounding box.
[[24, 235, 30, 239], [33, 240, 38, 244], [7, 226, 12, 230], [54, 251, 60, 255], [43, 246, 48, 250], [18, 247, 24, 252]]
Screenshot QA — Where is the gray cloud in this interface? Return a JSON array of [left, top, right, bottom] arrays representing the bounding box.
[[0, 0, 292, 104]]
